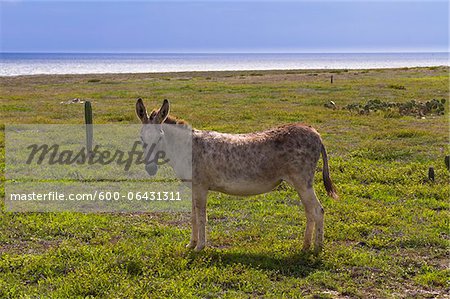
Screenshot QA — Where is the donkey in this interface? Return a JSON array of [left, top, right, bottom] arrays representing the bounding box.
[[136, 98, 338, 253]]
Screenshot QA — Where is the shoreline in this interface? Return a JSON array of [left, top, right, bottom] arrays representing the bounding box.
[[2, 52, 448, 77], [1, 65, 448, 79]]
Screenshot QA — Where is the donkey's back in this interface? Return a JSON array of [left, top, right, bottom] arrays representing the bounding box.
[[192, 123, 328, 196]]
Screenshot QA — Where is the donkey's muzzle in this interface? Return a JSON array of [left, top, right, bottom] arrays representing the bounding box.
[[145, 163, 158, 176]]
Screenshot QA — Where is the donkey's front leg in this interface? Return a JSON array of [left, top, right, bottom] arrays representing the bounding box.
[[186, 201, 198, 249], [193, 187, 208, 251]]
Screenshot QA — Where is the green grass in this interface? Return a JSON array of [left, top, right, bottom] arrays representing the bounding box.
[[0, 67, 449, 298]]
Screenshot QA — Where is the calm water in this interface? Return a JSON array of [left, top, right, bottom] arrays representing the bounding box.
[[0, 52, 448, 76]]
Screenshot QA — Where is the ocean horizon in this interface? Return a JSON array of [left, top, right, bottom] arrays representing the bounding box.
[[0, 52, 448, 77]]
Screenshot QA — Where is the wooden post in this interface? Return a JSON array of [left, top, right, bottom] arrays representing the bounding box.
[[445, 155, 449, 171], [85, 101, 93, 157], [428, 167, 435, 182], [331, 75, 334, 84]]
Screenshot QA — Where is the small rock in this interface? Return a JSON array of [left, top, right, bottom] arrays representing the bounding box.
[[60, 98, 86, 104], [324, 101, 337, 109]]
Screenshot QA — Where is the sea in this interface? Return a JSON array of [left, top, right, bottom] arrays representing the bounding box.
[[0, 52, 448, 77]]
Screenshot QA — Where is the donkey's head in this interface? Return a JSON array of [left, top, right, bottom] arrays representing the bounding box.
[[135, 98, 170, 176]]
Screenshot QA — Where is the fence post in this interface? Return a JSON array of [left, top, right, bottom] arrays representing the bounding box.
[[84, 101, 93, 157], [428, 167, 435, 182]]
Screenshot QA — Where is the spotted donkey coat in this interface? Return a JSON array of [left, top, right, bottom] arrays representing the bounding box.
[[136, 98, 337, 253]]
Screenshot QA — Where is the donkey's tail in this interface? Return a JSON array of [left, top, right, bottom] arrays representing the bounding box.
[[321, 143, 338, 199]]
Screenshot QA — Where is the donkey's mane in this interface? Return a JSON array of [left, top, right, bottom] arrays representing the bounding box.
[[164, 115, 189, 127]]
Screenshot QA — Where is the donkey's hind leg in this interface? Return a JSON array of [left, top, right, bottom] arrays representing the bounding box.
[[292, 181, 325, 253]]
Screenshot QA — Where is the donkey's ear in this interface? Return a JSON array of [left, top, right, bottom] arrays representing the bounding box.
[[136, 98, 148, 123], [155, 99, 170, 123]]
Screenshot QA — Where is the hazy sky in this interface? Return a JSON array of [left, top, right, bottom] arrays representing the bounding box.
[[1, 1, 448, 53]]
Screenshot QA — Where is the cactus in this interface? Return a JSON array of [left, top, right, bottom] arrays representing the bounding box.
[[84, 101, 93, 157]]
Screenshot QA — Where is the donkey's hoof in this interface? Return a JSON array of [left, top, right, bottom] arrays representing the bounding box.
[[186, 242, 197, 249], [194, 244, 205, 252], [302, 245, 312, 252], [313, 246, 323, 256]]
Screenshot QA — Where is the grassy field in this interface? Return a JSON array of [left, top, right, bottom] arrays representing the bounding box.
[[0, 67, 449, 298]]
